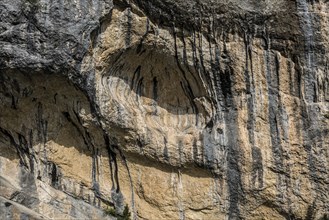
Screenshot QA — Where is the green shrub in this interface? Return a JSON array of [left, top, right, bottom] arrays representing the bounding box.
[[104, 207, 116, 216], [104, 204, 131, 220], [118, 204, 131, 220]]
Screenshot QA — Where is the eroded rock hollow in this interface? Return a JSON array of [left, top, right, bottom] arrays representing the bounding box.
[[0, 0, 328, 219]]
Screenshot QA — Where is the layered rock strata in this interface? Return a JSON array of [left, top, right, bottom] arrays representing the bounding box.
[[0, 0, 329, 219]]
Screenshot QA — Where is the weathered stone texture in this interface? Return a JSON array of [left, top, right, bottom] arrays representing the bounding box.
[[0, 0, 328, 219]]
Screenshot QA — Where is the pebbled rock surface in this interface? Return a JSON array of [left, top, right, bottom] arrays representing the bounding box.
[[0, 0, 329, 219]]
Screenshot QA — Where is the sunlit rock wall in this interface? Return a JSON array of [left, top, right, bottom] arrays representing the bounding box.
[[0, 0, 328, 219]]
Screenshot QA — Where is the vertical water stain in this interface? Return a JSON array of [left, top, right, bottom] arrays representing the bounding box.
[[251, 147, 263, 189], [125, 7, 132, 47]]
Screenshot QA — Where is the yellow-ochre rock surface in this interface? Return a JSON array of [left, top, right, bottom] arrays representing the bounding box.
[[0, 0, 328, 219]]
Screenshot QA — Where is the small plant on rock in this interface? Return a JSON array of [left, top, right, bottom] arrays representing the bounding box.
[[104, 206, 116, 216], [103, 204, 131, 220]]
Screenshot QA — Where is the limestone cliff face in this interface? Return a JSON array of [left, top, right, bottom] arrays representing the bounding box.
[[0, 0, 329, 219]]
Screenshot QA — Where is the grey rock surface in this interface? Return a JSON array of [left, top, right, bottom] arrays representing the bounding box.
[[0, 0, 328, 219]]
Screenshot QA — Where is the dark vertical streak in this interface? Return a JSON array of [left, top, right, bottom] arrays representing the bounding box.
[[225, 110, 243, 219], [136, 77, 144, 101], [131, 65, 141, 90], [152, 77, 158, 101], [172, 23, 199, 125], [178, 140, 183, 165], [252, 147, 263, 189], [105, 136, 120, 193], [11, 94, 18, 109], [265, 40, 285, 200], [244, 32, 251, 95], [105, 135, 115, 190], [51, 162, 58, 188], [244, 32, 255, 148], [125, 7, 132, 47], [192, 139, 198, 163], [0, 128, 28, 168], [163, 137, 169, 161]]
